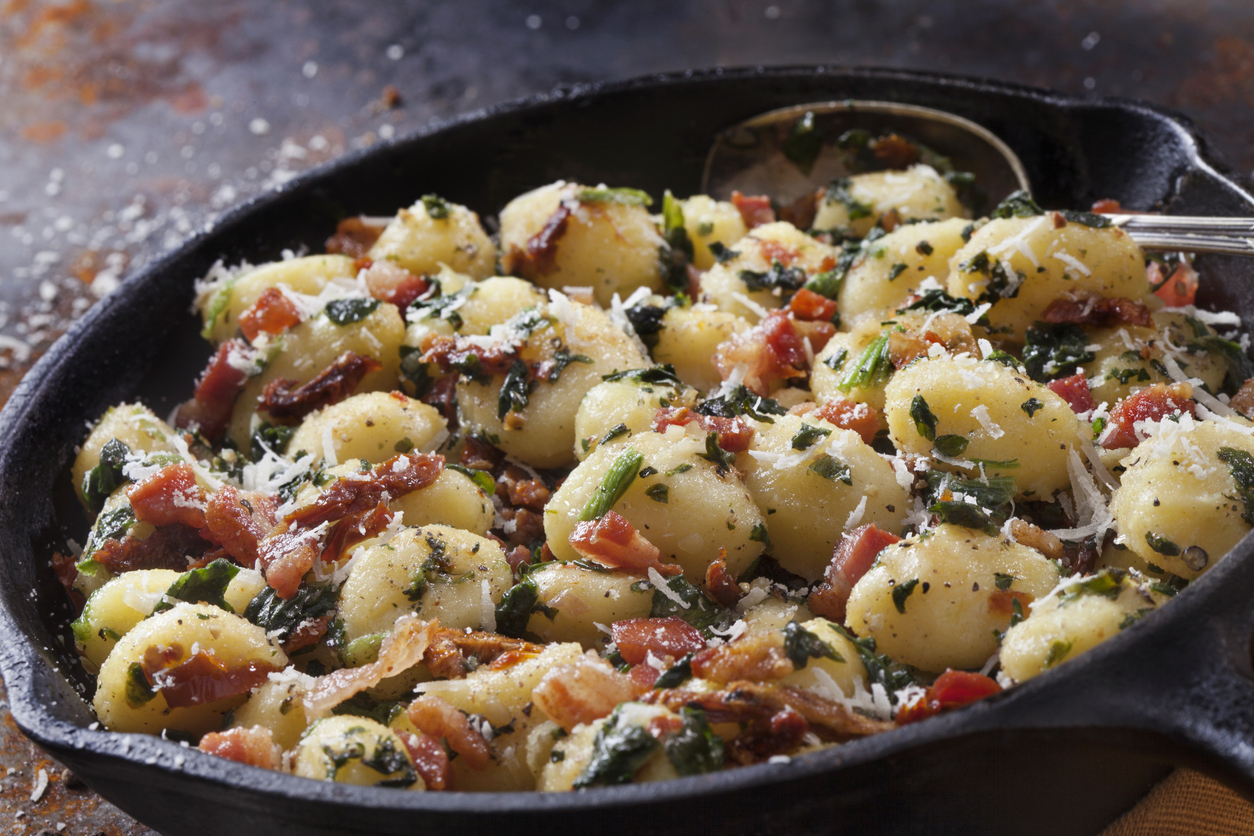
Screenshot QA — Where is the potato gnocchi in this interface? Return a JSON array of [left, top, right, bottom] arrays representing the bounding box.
[[64, 143, 1254, 794]]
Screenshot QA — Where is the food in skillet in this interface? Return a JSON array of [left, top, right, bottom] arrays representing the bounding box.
[[60, 142, 1254, 791]]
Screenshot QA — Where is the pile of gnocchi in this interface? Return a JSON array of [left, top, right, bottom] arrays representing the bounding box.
[[63, 148, 1254, 793]]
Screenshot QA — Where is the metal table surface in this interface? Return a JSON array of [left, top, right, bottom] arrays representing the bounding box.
[[2, 1, 1254, 833]]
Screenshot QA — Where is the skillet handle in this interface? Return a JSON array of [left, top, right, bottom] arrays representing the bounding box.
[[987, 546, 1254, 796]]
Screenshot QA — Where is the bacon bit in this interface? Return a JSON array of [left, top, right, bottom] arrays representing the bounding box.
[[360, 259, 431, 309], [1043, 295, 1153, 328], [238, 288, 303, 342], [424, 629, 544, 680], [627, 663, 661, 689], [259, 351, 382, 423], [261, 453, 443, 598], [808, 524, 901, 623], [421, 335, 519, 378], [421, 372, 459, 424], [505, 200, 572, 277], [814, 396, 880, 446], [1052, 211, 1068, 230], [325, 216, 385, 258], [1009, 519, 1063, 562], [499, 507, 546, 549], [794, 318, 836, 356], [91, 524, 213, 574], [878, 208, 901, 234], [1151, 258, 1199, 307], [786, 288, 838, 323], [778, 192, 819, 230], [406, 694, 491, 770], [986, 590, 1034, 616], [198, 726, 283, 770], [1230, 376, 1254, 419], [685, 263, 704, 300], [398, 731, 452, 791], [1101, 382, 1195, 449], [887, 329, 938, 370], [757, 239, 800, 267], [1090, 198, 1124, 214], [172, 340, 249, 442], [568, 511, 681, 577], [1047, 374, 1096, 415], [145, 653, 276, 709], [203, 486, 279, 569], [871, 134, 921, 169], [730, 191, 776, 229], [895, 670, 1002, 725], [691, 632, 795, 683], [284, 614, 331, 654], [532, 652, 645, 731], [713, 311, 807, 396], [304, 615, 437, 716], [460, 434, 506, 472], [645, 681, 893, 750], [127, 463, 206, 530], [652, 407, 755, 453], [501, 466, 550, 509], [611, 617, 705, 666], [1061, 537, 1102, 576], [705, 548, 745, 609], [50, 551, 84, 610], [505, 545, 532, 574]]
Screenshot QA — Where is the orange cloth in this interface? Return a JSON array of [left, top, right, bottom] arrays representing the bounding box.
[[1101, 770, 1254, 835]]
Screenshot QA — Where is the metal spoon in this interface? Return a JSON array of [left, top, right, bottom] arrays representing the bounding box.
[[701, 100, 1254, 256]]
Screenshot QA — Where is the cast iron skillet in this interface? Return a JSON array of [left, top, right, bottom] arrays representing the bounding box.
[[3, 66, 1254, 836]]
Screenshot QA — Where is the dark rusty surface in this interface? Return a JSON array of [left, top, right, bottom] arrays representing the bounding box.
[[2, 0, 1254, 832]]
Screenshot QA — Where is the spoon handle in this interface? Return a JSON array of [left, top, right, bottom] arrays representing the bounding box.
[[1106, 215, 1254, 256]]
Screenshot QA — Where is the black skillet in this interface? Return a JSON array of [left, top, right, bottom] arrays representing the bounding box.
[[3, 66, 1254, 836]]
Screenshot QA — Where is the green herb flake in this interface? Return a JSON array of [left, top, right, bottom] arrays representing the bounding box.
[[250, 422, 297, 461], [1218, 446, 1254, 524], [665, 707, 724, 776], [82, 438, 132, 512], [783, 621, 843, 669], [836, 334, 892, 393], [933, 434, 970, 458], [804, 269, 842, 300], [497, 358, 534, 420], [1058, 209, 1111, 228], [1021, 398, 1044, 418], [808, 454, 853, 485], [420, 193, 452, 219], [790, 423, 832, 450], [990, 190, 1043, 219], [825, 178, 872, 220], [665, 463, 694, 477], [155, 559, 240, 614], [579, 447, 644, 521], [125, 662, 156, 707], [577, 187, 653, 207], [1023, 323, 1096, 382], [1043, 639, 1073, 669], [708, 241, 739, 264], [602, 365, 685, 388], [654, 653, 695, 689], [598, 423, 630, 446], [899, 288, 977, 319], [891, 578, 920, 614], [650, 575, 734, 638], [324, 298, 381, 326], [994, 572, 1015, 592], [698, 432, 737, 477], [910, 395, 938, 441], [888, 263, 908, 282], [783, 111, 822, 175], [749, 522, 773, 553], [547, 348, 593, 382], [572, 705, 662, 788], [645, 484, 669, 503], [244, 582, 338, 644], [740, 260, 807, 294], [916, 240, 934, 256], [1145, 531, 1181, 557]]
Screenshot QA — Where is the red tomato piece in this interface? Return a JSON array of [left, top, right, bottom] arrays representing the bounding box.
[[1047, 374, 1096, 414], [1101, 382, 1195, 449], [238, 287, 302, 341]]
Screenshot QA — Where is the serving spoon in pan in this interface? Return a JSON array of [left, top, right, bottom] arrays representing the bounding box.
[[701, 101, 1254, 256]]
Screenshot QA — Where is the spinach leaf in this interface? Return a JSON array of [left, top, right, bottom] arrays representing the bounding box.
[[603, 365, 685, 388], [783, 621, 843, 669], [324, 298, 381, 326], [783, 111, 822, 175], [572, 705, 661, 788], [244, 582, 338, 644], [990, 190, 1043, 219], [695, 386, 787, 423], [649, 575, 734, 638], [420, 194, 452, 219], [497, 359, 533, 420], [1218, 446, 1254, 524], [82, 438, 132, 512], [910, 395, 937, 441], [664, 707, 724, 776], [154, 559, 240, 614], [836, 334, 892, 393], [740, 260, 807, 294], [579, 447, 644, 521], [250, 422, 296, 461], [1022, 323, 1096, 382]]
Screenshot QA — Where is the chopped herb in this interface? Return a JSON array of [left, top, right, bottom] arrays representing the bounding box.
[[888, 263, 908, 282], [749, 522, 773, 553], [650, 575, 734, 638], [836, 334, 892, 393], [1042, 639, 1073, 669], [572, 704, 662, 788], [891, 578, 920, 614], [201, 277, 239, 339], [598, 423, 630, 446], [961, 222, 976, 243], [783, 621, 843, 668], [356, 736, 419, 787], [666, 463, 693, 477], [250, 422, 296, 461], [1150, 574, 1189, 597], [1218, 446, 1254, 524], [495, 572, 555, 638], [986, 350, 1023, 369], [698, 432, 737, 477], [1145, 531, 1181, 557], [825, 178, 872, 220], [1022, 323, 1096, 382], [80, 504, 137, 565], [393, 437, 414, 454], [803, 269, 842, 299], [808, 454, 853, 485], [645, 484, 669, 503], [1021, 398, 1044, 418], [831, 624, 915, 699], [898, 288, 977, 319], [125, 662, 156, 707], [933, 434, 969, 457], [82, 438, 132, 512], [990, 190, 1043, 219], [154, 559, 239, 614], [783, 111, 823, 174], [739, 260, 807, 294], [695, 385, 787, 423], [497, 359, 533, 420], [654, 653, 694, 688], [324, 298, 381, 326], [420, 193, 451, 219], [244, 582, 337, 644], [579, 447, 644, 521], [916, 240, 934, 256], [1195, 335, 1254, 389], [547, 349, 593, 382], [1058, 569, 1125, 607], [994, 572, 1015, 592], [1058, 209, 1111, 228], [971, 457, 1020, 469], [664, 707, 724, 776], [661, 190, 694, 263], [1108, 366, 1151, 385], [624, 305, 667, 348], [603, 365, 685, 388], [1119, 608, 1154, 630], [910, 395, 938, 441], [577, 187, 653, 207], [791, 423, 832, 450], [1009, 597, 1025, 628], [824, 348, 849, 372], [708, 241, 739, 264]]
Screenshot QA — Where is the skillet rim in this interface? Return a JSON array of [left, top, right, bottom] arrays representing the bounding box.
[[0, 63, 1252, 820]]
